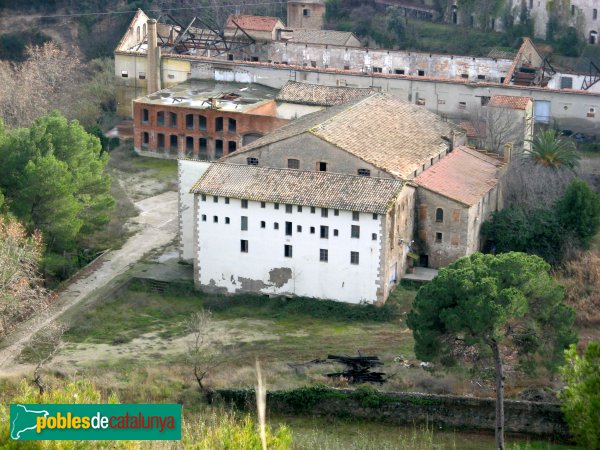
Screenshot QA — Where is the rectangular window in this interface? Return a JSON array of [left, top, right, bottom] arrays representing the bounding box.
[[241, 240, 248, 253], [157, 111, 165, 126], [350, 251, 359, 265], [261, 221, 266, 228], [310, 226, 315, 234], [142, 109, 149, 123], [121, 70, 129, 78], [372, 67, 382, 73], [333, 229, 339, 236], [285, 221, 293, 236], [351, 225, 360, 238], [228, 118, 237, 133], [560, 77, 573, 89], [352, 211, 359, 221], [225, 217, 230, 224], [241, 199, 248, 209], [241, 216, 248, 231], [247, 157, 259, 166], [435, 232, 443, 243], [186, 114, 194, 129], [202, 214, 206, 221], [320, 226, 329, 239], [213, 216, 218, 223], [215, 139, 223, 159], [594, 8, 598, 19], [285, 204, 293, 213], [213, 196, 218, 203], [318, 161, 328, 172], [297, 206, 303, 212], [225, 197, 230, 204], [477, 74, 486, 80], [288, 158, 300, 169], [303, 8, 310, 16], [201, 194, 207, 201], [357, 169, 371, 176], [297, 225, 302, 232], [199, 138, 208, 159], [228, 141, 237, 153], [215, 117, 223, 131], [274, 203, 279, 210], [394, 69, 405, 75], [371, 233, 377, 241], [284, 245, 293, 258], [199, 115, 207, 130], [458, 101, 467, 110], [274, 222, 279, 230], [311, 207, 316, 214], [142, 132, 149, 146], [372, 214, 378, 220], [334, 209, 339, 216], [321, 208, 328, 218], [261, 202, 266, 208], [319, 249, 328, 262], [169, 112, 177, 128], [418, 70, 425, 76]]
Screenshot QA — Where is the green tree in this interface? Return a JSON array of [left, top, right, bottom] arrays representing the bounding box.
[[0, 112, 114, 256], [526, 129, 580, 169], [556, 179, 600, 249], [559, 342, 600, 450], [407, 252, 577, 450], [387, 6, 406, 44]]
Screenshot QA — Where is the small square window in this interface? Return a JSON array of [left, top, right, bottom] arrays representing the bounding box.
[[288, 158, 300, 169], [320, 249, 328, 262], [261, 202, 266, 208], [261, 221, 266, 228], [247, 157, 259, 166], [372, 214, 378, 220], [477, 74, 486, 80], [435, 232, 443, 243], [321, 208, 328, 218], [350, 251, 359, 265], [333, 229, 339, 237], [241, 199, 248, 209], [297, 205, 303, 212], [297, 225, 302, 232], [352, 211, 359, 221], [357, 169, 371, 176], [334, 209, 339, 216], [286, 204, 293, 213], [372, 233, 377, 241], [274, 222, 279, 230], [310, 226, 315, 234], [318, 161, 328, 172], [311, 207, 316, 214], [395, 69, 405, 75], [213, 216, 218, 223], [213, 196, 218, 203], [201, 214, 207, 221], [418, 70, 425, 76], [201, 194, 207, 201], [284, 245, 293, 258], [241, 240, 248, 253], [351, 225, 360, 238], [274, 203, 280, 210], [225, 217, 230, 224], [225, 197, 230, 204]]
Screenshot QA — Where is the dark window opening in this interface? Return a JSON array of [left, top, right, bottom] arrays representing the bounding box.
[[261, 202, 266, 208], [169, 112, 177, 128], [284, 245, 293, 258], [310, 226, 315, 234], [394, 69, 405, 75], [274, 203, 279, 210], [261, 221, 266, 228], [170, 135, 178, 153], [213, 216, 218, 223], [477, 74, 486, 80], [288, 158, 300, 169], [241, 240, 248, 253], [157, 111, 165, 126], [186, 136, 194, 155], [372, 214, 378, 220], [215, 140, 223, 159], [274, 222, 279, 230], [333, 229, 339, 236], [228, 141, 237, 153], [186, 114, 194, 129], [350, 251, 359, 265], [199, 138, 208, 160], [351, 225, 360, 238], [321, 208, 328, 218], [228, 54, 234, 61], [251, 56, 259, 62], [241, 216, 248, 231], [436, 208, 444, 223], [320, 249, 328, 262], [142, 132, 149, 147], [334, 209, 339, 216], [310, 207, 316, 214], [352, 211, 359, 221], [318, 162, 328, 171], [418, 70, 425, 76], [435, 232, 443, 243], [215, 117, 223, 132], [157, 133, 165, 150], [142, 109, 149, 123], [320, 226, 329, 239], [201, 214, 206, 221], [241, 199, 248, 209], [199, 115, 207, 130], [303, 8, 310, 16], [247, 157, 259, 166], [357, 169, 370, 176], [225, 217, 230, 224], [297, 206, 303, 212], [297, 225, 302, 232], [461, 73, 469, 79], [228, 118, 237, 132], [285, 222, 292, 236], [372, 233, 377, 241]]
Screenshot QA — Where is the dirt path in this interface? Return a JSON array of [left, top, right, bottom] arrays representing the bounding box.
[[0, 191, 178, 375]]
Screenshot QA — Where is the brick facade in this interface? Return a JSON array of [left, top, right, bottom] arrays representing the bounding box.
[[133, 100, 290, 160]]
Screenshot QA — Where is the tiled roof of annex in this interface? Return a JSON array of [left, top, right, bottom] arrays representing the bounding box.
[[413, 146, 503, 206], [488, 95, 532, 110], [276, 81, 377, 106], [225, 15, 281, 32], [227, 93, 462, 179], [190, 163, 404, 214], [286, 29, 359, 46]]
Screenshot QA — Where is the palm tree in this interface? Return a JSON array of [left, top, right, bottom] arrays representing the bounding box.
[[525, 129, 580, 169]]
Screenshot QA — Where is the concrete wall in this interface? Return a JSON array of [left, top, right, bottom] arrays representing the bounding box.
[[178, 160, 210, 263], [287, 1, 326, 29], [224, 133, 397, 178], [416, 184, 500, 269], [194, 195, 387, 303], [217, 388, 570, 439]]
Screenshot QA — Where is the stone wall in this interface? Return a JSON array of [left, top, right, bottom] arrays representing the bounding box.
[[217, 387, 571, 440]]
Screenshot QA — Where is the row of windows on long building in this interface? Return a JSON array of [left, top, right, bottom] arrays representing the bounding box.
[[238, 240, 360, 264], [201, 214, 377, 240], [141, 133, 237, 158], [141, 109, 238, 133]]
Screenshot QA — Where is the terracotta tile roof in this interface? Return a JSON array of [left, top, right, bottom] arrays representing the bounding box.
[[190, 163, 404, 214], [226, 93, 461, 179], [225, 15, 280, 32], [286, 29, 359, 46], [413, 147, 502, 206], [458, 121, 486, 139], [276, 81, 377, 106], [488, 95, 532, 110]]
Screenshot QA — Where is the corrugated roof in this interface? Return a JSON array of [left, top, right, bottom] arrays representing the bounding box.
[[488, 95, 532, 110], [276, 81, 377, 106], [413, 147, 502, 206], [287, 28, 359, 46], [227, 93, 461, 179], [226, 15, 280, 32], [190, 163, 404, 214]]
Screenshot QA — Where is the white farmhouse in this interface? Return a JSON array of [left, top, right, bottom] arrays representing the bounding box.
[[188, 163, 415, 304]]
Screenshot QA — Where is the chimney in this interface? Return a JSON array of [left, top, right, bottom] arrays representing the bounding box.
[[147, 19, 161, 95], [503, 143, 513, 164]]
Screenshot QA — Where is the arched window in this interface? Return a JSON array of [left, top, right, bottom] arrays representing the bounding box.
[[451, 5, 458, 24], [435, 208, 444, 223], [136, 26, 141, 41], [143, 23, 147, 38]]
